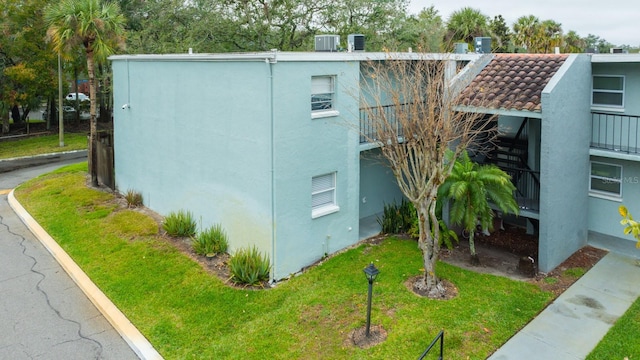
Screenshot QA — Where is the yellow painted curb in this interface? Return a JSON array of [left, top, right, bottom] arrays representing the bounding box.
[[0, 189, 11, 195], [8, 190, 163, 360]]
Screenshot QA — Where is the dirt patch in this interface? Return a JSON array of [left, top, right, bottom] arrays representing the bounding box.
[[404, 276, 459, 299], [350, 325, 388, 349], [161, 234, 271, 290], [440, 223, 608, 294]]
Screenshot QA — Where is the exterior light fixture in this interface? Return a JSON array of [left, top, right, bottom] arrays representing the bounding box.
[[363, 262, 379, 337]]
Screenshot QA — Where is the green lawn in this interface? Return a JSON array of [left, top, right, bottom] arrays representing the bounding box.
[[587, 295, 640, 359], [0, 133, 87, 159], [14, 163, 555, 359]]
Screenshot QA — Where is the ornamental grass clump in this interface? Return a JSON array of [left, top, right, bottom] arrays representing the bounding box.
[[193, 224, 229, 256], [124, 189, 143, 207], [229, 246, 271, 285], [163, 210, 197, 237]]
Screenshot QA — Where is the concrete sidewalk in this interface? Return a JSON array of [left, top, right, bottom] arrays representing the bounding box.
[[489, 251, 640, 359]]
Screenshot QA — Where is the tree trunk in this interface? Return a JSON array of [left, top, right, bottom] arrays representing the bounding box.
[[87, 50, 99, 187], [414, 196, 446, 298], [469, 231, 481, 265], [1, 105, 9, 134]]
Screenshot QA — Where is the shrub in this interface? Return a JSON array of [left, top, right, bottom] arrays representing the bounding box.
[[163, 210, 197, 237], [124, 189, 143, 207], [229, 246, 271, 285], [377, 199, 414, 234], [193, 224, 229, 256]]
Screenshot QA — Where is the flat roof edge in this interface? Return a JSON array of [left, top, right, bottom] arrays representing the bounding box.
[[109, 52, 483, 62], [591, 53, 640, 63]]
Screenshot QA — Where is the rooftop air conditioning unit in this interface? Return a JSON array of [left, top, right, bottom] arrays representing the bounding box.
[[347, 34, 365, 52], [454, 42, 468, 54], [474, 37, 492, 54], [315, 35, 340, 52]]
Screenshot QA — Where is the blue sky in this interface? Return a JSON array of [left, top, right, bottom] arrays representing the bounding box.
[[408, 0, 639, 47]]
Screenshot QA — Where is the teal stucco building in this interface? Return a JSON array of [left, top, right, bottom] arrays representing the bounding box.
[[109, 50, 640, 280]]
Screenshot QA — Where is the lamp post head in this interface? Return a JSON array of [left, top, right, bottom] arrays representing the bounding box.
[[363, 262, 379, 283]]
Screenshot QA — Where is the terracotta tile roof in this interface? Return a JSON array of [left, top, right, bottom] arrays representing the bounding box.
[[458, 54, 569, 112]]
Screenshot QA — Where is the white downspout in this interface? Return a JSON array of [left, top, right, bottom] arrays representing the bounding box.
[[267, 51, 277, 282]]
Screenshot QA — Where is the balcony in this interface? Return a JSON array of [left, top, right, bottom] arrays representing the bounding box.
[[591, 112, 640, 154], [359, 104, 408, 144]]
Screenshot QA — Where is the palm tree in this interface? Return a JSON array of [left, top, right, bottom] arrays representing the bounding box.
[[45, 0, 126, 186], [446, 7, 489, 46], [563, 30, 586, 53], [512, 15, 540, 52], [439, 151, 519, 265]]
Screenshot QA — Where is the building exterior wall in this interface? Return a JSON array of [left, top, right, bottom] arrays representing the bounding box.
[[592, 62, 640, 115], [112, 57, 366, 280], [538, 54, 592, 272], [588, 156, 640, 245], [112, 59, 275, 259], [359, 148, 405, 219], [588, 60, 640, 246], [268, 60, 361, 278]]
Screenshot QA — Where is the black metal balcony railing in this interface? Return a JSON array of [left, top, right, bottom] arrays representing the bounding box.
[[502, 167, 540, 212], [359, 104, 408, 143], [591, 112, 640, 154]]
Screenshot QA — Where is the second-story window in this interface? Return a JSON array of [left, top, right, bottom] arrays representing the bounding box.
[[592, 75, 624, 108], [589, 161, 622, 199], [311, 76, 335, 113]]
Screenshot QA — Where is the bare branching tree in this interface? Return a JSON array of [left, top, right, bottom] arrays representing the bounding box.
[[360, 55, 495, 298]]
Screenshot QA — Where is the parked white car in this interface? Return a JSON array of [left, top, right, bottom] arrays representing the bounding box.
[[66, 92, 90, 102]]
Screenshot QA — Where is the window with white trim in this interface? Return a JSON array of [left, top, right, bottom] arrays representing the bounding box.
[[312, 172, 339, 218], [590, 161, 622, 198], [592, 75, 624, 108], [311, 76, 335, 113]]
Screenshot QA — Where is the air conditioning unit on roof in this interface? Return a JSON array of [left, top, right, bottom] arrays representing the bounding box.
[[315, 35, 340, 52], [474, 37, 491, 54], [347, 34, 365, 52]]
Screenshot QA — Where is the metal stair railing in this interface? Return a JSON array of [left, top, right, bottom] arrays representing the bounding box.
[[417, 330, 444, 360]]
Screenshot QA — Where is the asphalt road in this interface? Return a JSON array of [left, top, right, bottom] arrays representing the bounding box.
[[0, 160, 140, 360]]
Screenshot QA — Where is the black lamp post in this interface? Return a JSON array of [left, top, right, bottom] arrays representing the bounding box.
[[363, 262, 379, 337]]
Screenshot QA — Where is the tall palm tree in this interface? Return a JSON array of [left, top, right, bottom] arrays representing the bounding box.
[[446, 7, 489, 46], [439, 151, 519, 265], [512, 15, 540, 52], [45, 0, 126, 186]]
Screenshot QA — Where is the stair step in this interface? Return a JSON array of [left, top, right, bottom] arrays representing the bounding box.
[[486, 157, 522, 166], [496, 137, 528, 149], [492, 149, 525, 157]]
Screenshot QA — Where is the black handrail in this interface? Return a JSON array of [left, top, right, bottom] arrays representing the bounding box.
[[417, 330, 444, 360], [591, 112, 640, 154]]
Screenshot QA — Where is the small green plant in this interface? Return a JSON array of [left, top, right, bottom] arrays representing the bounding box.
[[193, 224, 229, 256], [124, 189, 143, 207], [377, 199, 414, 234], [563, 267, 586, 278], [543, 277, 559, 284], [228, 246, 271, 285], [163, 210, 197, 237]]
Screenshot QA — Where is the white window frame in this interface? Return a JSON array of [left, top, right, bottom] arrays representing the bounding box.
[[589, 161, 623, 200], [312, 172, 340, 218], [311, 75, 339, 119], [591, 75, 625, 110]]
